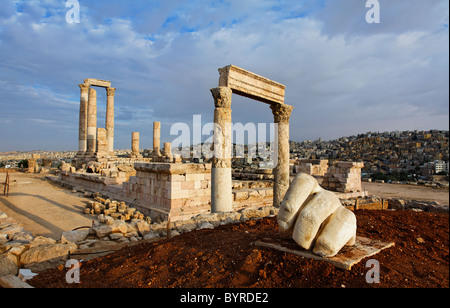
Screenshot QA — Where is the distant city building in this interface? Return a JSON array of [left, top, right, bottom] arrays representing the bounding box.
[[432, 160, 449, 174]]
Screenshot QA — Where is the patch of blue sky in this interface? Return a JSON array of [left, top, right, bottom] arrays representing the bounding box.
[[144, 35, 157, 42], [14, 1, 25, 13], [180, 26, 198, 34], [103, 18, 113, 26], [44, 10, 54, 18], [231, 15, 247, 26], [271, 0, 328, 21], [162, 14, 179, 29]]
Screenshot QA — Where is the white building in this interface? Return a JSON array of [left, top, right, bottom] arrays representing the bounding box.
[[428, 160, 449, 174]]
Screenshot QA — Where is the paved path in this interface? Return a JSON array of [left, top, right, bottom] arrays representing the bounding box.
[[0, 172, 95, 240]]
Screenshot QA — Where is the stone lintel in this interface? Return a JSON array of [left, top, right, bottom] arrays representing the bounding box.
[[218, 65, 285, 105], [84, 78, 112, 88], [134, 163, 212, 175]]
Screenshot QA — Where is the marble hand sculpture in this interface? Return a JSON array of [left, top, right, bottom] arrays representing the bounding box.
[[278, 173, 357, 257]]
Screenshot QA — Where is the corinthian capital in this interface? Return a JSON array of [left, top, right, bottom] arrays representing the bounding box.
[[106, 87, 116, 97], [210, 87, 232, 109], [78, 83, 90, 94], [270, 104, 293, 124]]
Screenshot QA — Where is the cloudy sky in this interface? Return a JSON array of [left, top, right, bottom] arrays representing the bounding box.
[[0, 0, 448, 152]]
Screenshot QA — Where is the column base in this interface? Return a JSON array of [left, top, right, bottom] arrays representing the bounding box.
[[129, 154, 143, 159], [75, 151, 86, 158]]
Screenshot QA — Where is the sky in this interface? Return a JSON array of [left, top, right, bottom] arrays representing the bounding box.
[[0, 0, 448, 152]]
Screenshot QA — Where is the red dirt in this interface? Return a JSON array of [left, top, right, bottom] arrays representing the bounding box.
[[29, 210, 449, 288]]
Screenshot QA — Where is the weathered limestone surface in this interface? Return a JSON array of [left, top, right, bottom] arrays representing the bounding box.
[[122, 163, 213, 221], [84, 78, 111, 88], [271, 103, 294, 207], [210, 87, 233, 213], [153, 122, 161, 156], [86, 88, 97, 156], [78, 83, 90, 155], [1, 211, 78, 275], [20, 243, 78, 269], [0, 253, 18, 276], [61, 229, 89, 244], [218, 65, 286, 104], [322, 161, 364, 193], [106, 87, 116, 154], [233, 187, 273, 211], [163, 142, 173, 159], [131, 132, 142, 158], [293, 159, 329, 176], [96, 128, 107, 151]]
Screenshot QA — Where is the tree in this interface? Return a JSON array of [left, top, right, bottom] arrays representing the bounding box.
[[18, 159, 28, 168]]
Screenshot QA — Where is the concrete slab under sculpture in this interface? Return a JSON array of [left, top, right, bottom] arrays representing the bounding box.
[[278, 173, 357, 257], [255, 236, 395, 270]]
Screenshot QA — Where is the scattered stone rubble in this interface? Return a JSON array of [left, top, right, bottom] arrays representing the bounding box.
[[0, 203, 279, 277], [83, 194, 151, 223], [384, 198, 449, 213], [2, 186, 447, 279], [0, 211, 77, 277], [82, 192, 280, 242]]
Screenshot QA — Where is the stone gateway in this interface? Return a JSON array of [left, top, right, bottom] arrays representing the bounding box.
[[75, 78, 117, 166], [210, 65, 294, 212]]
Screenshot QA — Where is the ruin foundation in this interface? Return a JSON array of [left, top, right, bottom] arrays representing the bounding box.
[[321, 161, 368, 198]]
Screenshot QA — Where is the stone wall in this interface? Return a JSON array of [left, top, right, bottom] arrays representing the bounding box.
[[55, 162, 279, 223], [59, 170, 129, 191], [321, 161, 364, 193], [233, 188, 273, 210], [122, 163, 212, 221], [292, 159, 329, 176]]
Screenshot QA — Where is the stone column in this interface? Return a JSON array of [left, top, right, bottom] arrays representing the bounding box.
[[131, 132, 142, 158], [106, 87, 116, 155], [163, 142, 172, 158], [77, 83, 90, 156], [153, 121, 161, 157], [86, 88, 97, 156], [210, 87, 233, 213], [270, 103, 294, 207], [96, 128, 108, 159]]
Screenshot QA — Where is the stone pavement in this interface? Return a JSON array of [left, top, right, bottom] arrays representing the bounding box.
[[0, 172, 95, 240]]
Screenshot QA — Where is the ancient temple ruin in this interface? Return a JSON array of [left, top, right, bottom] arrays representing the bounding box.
[[60, 68, 292, 221], [210, 65, 294, 212], [74, 79, 116, 167], [58, 68, 366, 224]]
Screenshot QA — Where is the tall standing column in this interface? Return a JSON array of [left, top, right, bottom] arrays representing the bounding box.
[[86, 88, 97, 156], [270, 103, 294, 207], [106, 87, 116, 155], [210, 87, 233, 213], [77, 83, 90, 156], [153, 121, 161, 157]]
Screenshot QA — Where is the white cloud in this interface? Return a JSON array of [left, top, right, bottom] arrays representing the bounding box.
[[0, 0, 448, 151]]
